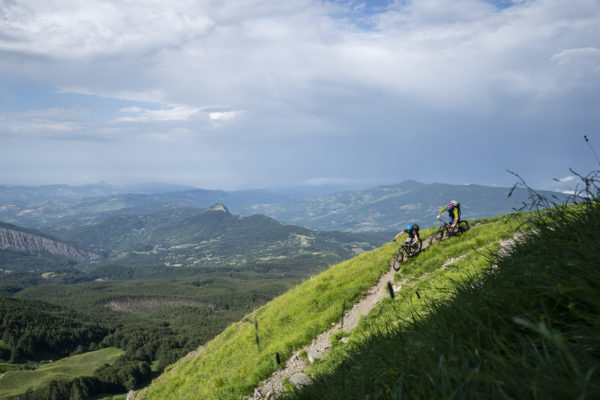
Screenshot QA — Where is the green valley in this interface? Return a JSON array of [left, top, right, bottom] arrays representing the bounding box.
[[0, 201, 389, 399]]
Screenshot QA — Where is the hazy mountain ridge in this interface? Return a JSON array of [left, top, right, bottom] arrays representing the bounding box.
[[241, 180, 569, 231], [0, 182, 196, 203], [0, 180, 568, 235], [0, 185, 291, 230]]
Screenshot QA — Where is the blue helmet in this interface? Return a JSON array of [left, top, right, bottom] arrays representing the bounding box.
[[406, 224, 413, 231]]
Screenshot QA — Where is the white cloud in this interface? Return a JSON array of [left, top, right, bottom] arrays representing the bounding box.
[[3, 0, 598, 113], [558, 175, 578, 184], [208, 111, 237, 121], [0, 108, 85, 135], [119, 106, 142, 113], [0, 0, 215, 59], [304, 177, 361, 186], [551, 47, 600, 66], [114, 106, 202, 123]]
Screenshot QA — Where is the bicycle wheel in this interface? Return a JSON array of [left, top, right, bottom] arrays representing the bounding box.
[[458, 220, 469, 233], [409, 239, 422, 255], [429, 229, 444, 246], [392, 250, 406, 271]]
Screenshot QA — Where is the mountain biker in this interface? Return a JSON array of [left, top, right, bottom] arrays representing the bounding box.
[[394, 224, 420, 245], [437, 200, 460, 234]]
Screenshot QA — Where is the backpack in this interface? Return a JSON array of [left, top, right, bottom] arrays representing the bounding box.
[[450, 200, 460, 210]]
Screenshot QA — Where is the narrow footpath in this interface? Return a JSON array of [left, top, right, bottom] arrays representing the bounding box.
[[251, 262, 397, 399], [251, 236, 438, 399], [251, 225, 517, 400]]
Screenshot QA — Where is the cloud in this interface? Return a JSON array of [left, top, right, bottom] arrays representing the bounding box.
[[0, 108, 85, 136], [3, 0, 599, 113], [0, 0, 215, 59], [303, 177, 362, 186], [114, 106, 202, 123], [1, 0, 599, 188], [557, 175, 578, 184], [119, 106, 142, 113], [208, 111, 238, 121], [551, 47, 600, 66]]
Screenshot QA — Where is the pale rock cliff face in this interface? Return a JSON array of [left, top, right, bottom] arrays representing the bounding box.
[[0, 226, 100, 262]]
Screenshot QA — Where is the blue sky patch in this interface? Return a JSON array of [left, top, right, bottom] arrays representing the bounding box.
[[0, 79, 163, 122]]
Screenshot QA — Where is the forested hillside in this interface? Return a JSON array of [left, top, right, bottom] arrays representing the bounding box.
[[0, 297, 106, 363], [41, 204, 385, 268]]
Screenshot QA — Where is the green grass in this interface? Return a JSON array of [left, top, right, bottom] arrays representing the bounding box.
[[134, 241, 397, 400], [281, 201, 600, 399], [92, 394, 127, 400], [134, 215, 519, 400], [0, 347, 124, 399]]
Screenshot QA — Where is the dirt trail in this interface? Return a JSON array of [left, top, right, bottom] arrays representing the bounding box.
[[252, 262, 398, 399], [252, 224, 513, 400], [251, 237, 441, 399]]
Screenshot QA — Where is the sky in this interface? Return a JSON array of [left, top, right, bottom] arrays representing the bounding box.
[[1, 0, 599, 192]]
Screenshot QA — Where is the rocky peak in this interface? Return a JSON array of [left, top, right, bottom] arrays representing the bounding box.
[[208, 203, 230, 214]]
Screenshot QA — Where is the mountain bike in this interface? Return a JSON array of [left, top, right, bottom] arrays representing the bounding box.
[[390, 239, 422, 271], [428, 220, 469, 246]]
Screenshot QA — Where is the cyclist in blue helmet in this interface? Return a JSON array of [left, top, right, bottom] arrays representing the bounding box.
[[394, 223, 420, 244], [437, 200, 461, 234]]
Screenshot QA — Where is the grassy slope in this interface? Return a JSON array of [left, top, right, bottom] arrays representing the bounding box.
[[284, 203, 600, 399], [0, 347, 124, 399], [135, 215, 518, 400]]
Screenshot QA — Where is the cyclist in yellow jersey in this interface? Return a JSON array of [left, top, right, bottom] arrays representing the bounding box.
[[437, 200, 460, 234]]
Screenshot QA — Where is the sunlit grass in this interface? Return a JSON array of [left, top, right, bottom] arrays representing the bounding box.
[[282, 202, 600, 399], [135, 244, 397, 400], [0, 347, 124, 400]]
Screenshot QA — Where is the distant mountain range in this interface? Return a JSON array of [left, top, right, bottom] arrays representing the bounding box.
[[0, 186, 290, 229], [241, 180, 570, 232], [0, 180, 568, 234], [0, 182, 197, 203]]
